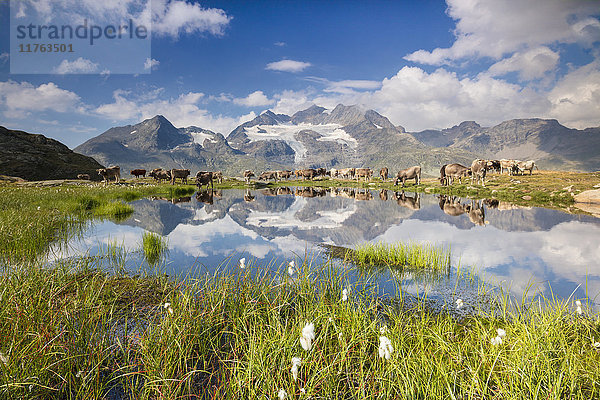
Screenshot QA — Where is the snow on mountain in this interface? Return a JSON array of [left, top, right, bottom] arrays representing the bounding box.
[[243, 122, 357, 162], [191, 131, 217, 146]]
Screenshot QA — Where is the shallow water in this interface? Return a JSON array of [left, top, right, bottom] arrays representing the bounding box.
[[50, 188, 600, 310]]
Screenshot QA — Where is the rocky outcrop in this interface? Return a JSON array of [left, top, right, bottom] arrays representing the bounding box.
[[0, 126, 104, 181]]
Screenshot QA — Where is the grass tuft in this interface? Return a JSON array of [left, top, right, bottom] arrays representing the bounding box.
[[352, 241, 451, 272], [142, 232, 168, 266]]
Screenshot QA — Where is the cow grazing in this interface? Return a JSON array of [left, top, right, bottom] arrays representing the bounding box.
[[243, 170, 255, 184], [338, 168, 355, 179], [258, 171, 278, 181], [195, 171, 214, 190], [514, 160, 537, 175], [394, 166, 421, 187], [440, 163, 470, 186], [380, 167, 389, 181], [97, 166, 120, 183], [277, 170, 292, 181], [499, 159, 521, 175], [130, 169, 146, 178], [170, 169, 190, 185], [150, 168, 171, 183], [77, 174, 90, 180], [486, 160, 501, 173], [295, 168, 317, 180], [315, 167, 327, 177], [470, 159, 487, 186], [329, 168, 339, 178], [395, 192, 420, 210], [355, 168, 372, 182], [213, 171, 223, 183]]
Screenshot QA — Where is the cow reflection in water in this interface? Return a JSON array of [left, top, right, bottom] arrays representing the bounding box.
[[276, 187, 293, 196], [331, 188, 355, 199], [171, 196, 191, 204], [295, 187, 326, 198], [261, 188, 278, 196], [196, 189, 214, 205], [395, 192, 420, 210], [438, 195, 486, 226], [379, 189, 388, 201], [355, 189, 373, 201], [244, 189, 255, 202]]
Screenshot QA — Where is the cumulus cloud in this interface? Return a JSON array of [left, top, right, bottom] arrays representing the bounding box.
[[232, 90, 274, 107], [266, 59, 312, 73], [0, 80, 82, 118], [95, 88, 256, 134], [151, 0, 232, 37], [547, 61, 600, 129], [306, 77, 382, 94], [274, 41, 286, 47], [487, 47, 560, 81], [405, 0, 600, 65], [144, 58, 160, 70], [52, 57, 99, 74]]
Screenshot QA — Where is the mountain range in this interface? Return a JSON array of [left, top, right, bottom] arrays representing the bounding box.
[[65, 104, 600, 177]]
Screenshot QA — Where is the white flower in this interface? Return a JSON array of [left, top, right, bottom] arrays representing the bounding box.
[[491, 336, 502, 346], [378, 336, 393, 360], [37, 206, 41, 210], [300, 322, 315, 351], [592, 341, 600, 350], [380, 325, 388, 334], [278, 388, 287, 399], [239, 257, 246, 269], [338, 332, 343, 341], [288, 260, 295, 276], [577, 306, 583, 315], [300, 388, 306, 394], [76, 370, 83, 378], [456, 299, 464, 309], [342, 288, 348, 302], [496, 328, 506, 338], [576, 300, 582, 307], [328, 317, 333, 323], [291, 357, 301, 381], [163, 303, 173, 314], [0, 353, 7, 365]]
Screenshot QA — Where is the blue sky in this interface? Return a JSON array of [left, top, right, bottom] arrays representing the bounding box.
[[0, 0, 599, 148]]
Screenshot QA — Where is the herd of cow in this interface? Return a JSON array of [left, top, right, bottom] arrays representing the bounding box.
[[90, 158, 536, 188]]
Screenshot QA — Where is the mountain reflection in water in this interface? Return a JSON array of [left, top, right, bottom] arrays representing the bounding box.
[[54, 188, 600, 308]]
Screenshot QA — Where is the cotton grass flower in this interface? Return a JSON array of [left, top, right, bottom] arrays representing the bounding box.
[[576, 300, 583, 315], [300, 322, 315, 351], [300, 388, 306, 394], [0, 352, 7, 365], [291, 357, 301, 381], [278, 388, 287, 399], [491, 336, 502, 346], [342, 288, 349, 302], [456, 298, 464, 309], [497, 328, 506, 338], [592, 341, 600, 350], [380, 325, 388, 334], [163, 302, 173, 314], [378, 336, 393, 360], [288, 260, 295, 276], [239, 257, 246, 269]]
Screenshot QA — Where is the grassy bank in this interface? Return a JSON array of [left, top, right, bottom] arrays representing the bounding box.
[[1, 259, 599, 399], [0, 184, 195, 262]]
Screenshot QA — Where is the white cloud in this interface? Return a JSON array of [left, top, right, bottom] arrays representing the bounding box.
[[52, 57, 99, 74], [487, 46, 560, 81], [306, 77, 382, 94], [274, 41, 286, 47], [232, 90, 274, 107], [266, 59, 312, 73], [15, 3, 27, 18], [95, 89, 256, 134], [144, 57, 160, 70], [0, 80, 82, 118], [547, 61, 600, 129], [151, 0, 232, 38], [405, 0, 600, 65]]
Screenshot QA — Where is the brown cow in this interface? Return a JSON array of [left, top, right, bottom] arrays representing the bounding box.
[[465, 200, 486, 226], [170, 169, 190, 185], [394, 166, 421, 187], [338, 168, 355, 179], [258, 171, 278, 181], [355, 168, 372, 182], [77, 174, 90, 180], [486, 160, 501, 173], [499, 159, 520, 175], [130, 169, 146, 178], [243, 170, 255, 184], [395, 192, 420, 210], [440, 164, 470, 185], [244, 189, 255, 202], [329, 168, 339, 178], [150, 168, 171, 183], [439, 195, 466, 216], [379, 189, 388, 201], [196, 189, 214, 205], [514, 160, 537, 175], [355, 189, 373, 201], [295, 168, 317, 180], [380, 167, 389, 181], [277, 170, 292, 180], [276, 187, 293, 195], [97, 166, 120, 183], [315, 167, 327, 177], [470, 159, 487, 186], [195, 171, 214, 190]]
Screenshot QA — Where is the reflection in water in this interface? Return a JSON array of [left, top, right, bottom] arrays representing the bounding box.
[[54, 187, 600, 308]]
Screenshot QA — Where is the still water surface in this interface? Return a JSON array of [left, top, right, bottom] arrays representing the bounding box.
[[51, 188, 600, 309]]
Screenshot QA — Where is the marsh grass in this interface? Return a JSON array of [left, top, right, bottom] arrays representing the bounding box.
[[1, 258, 599, 399], [142, 232, 168, 266], [352, 241, 451, 272]]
